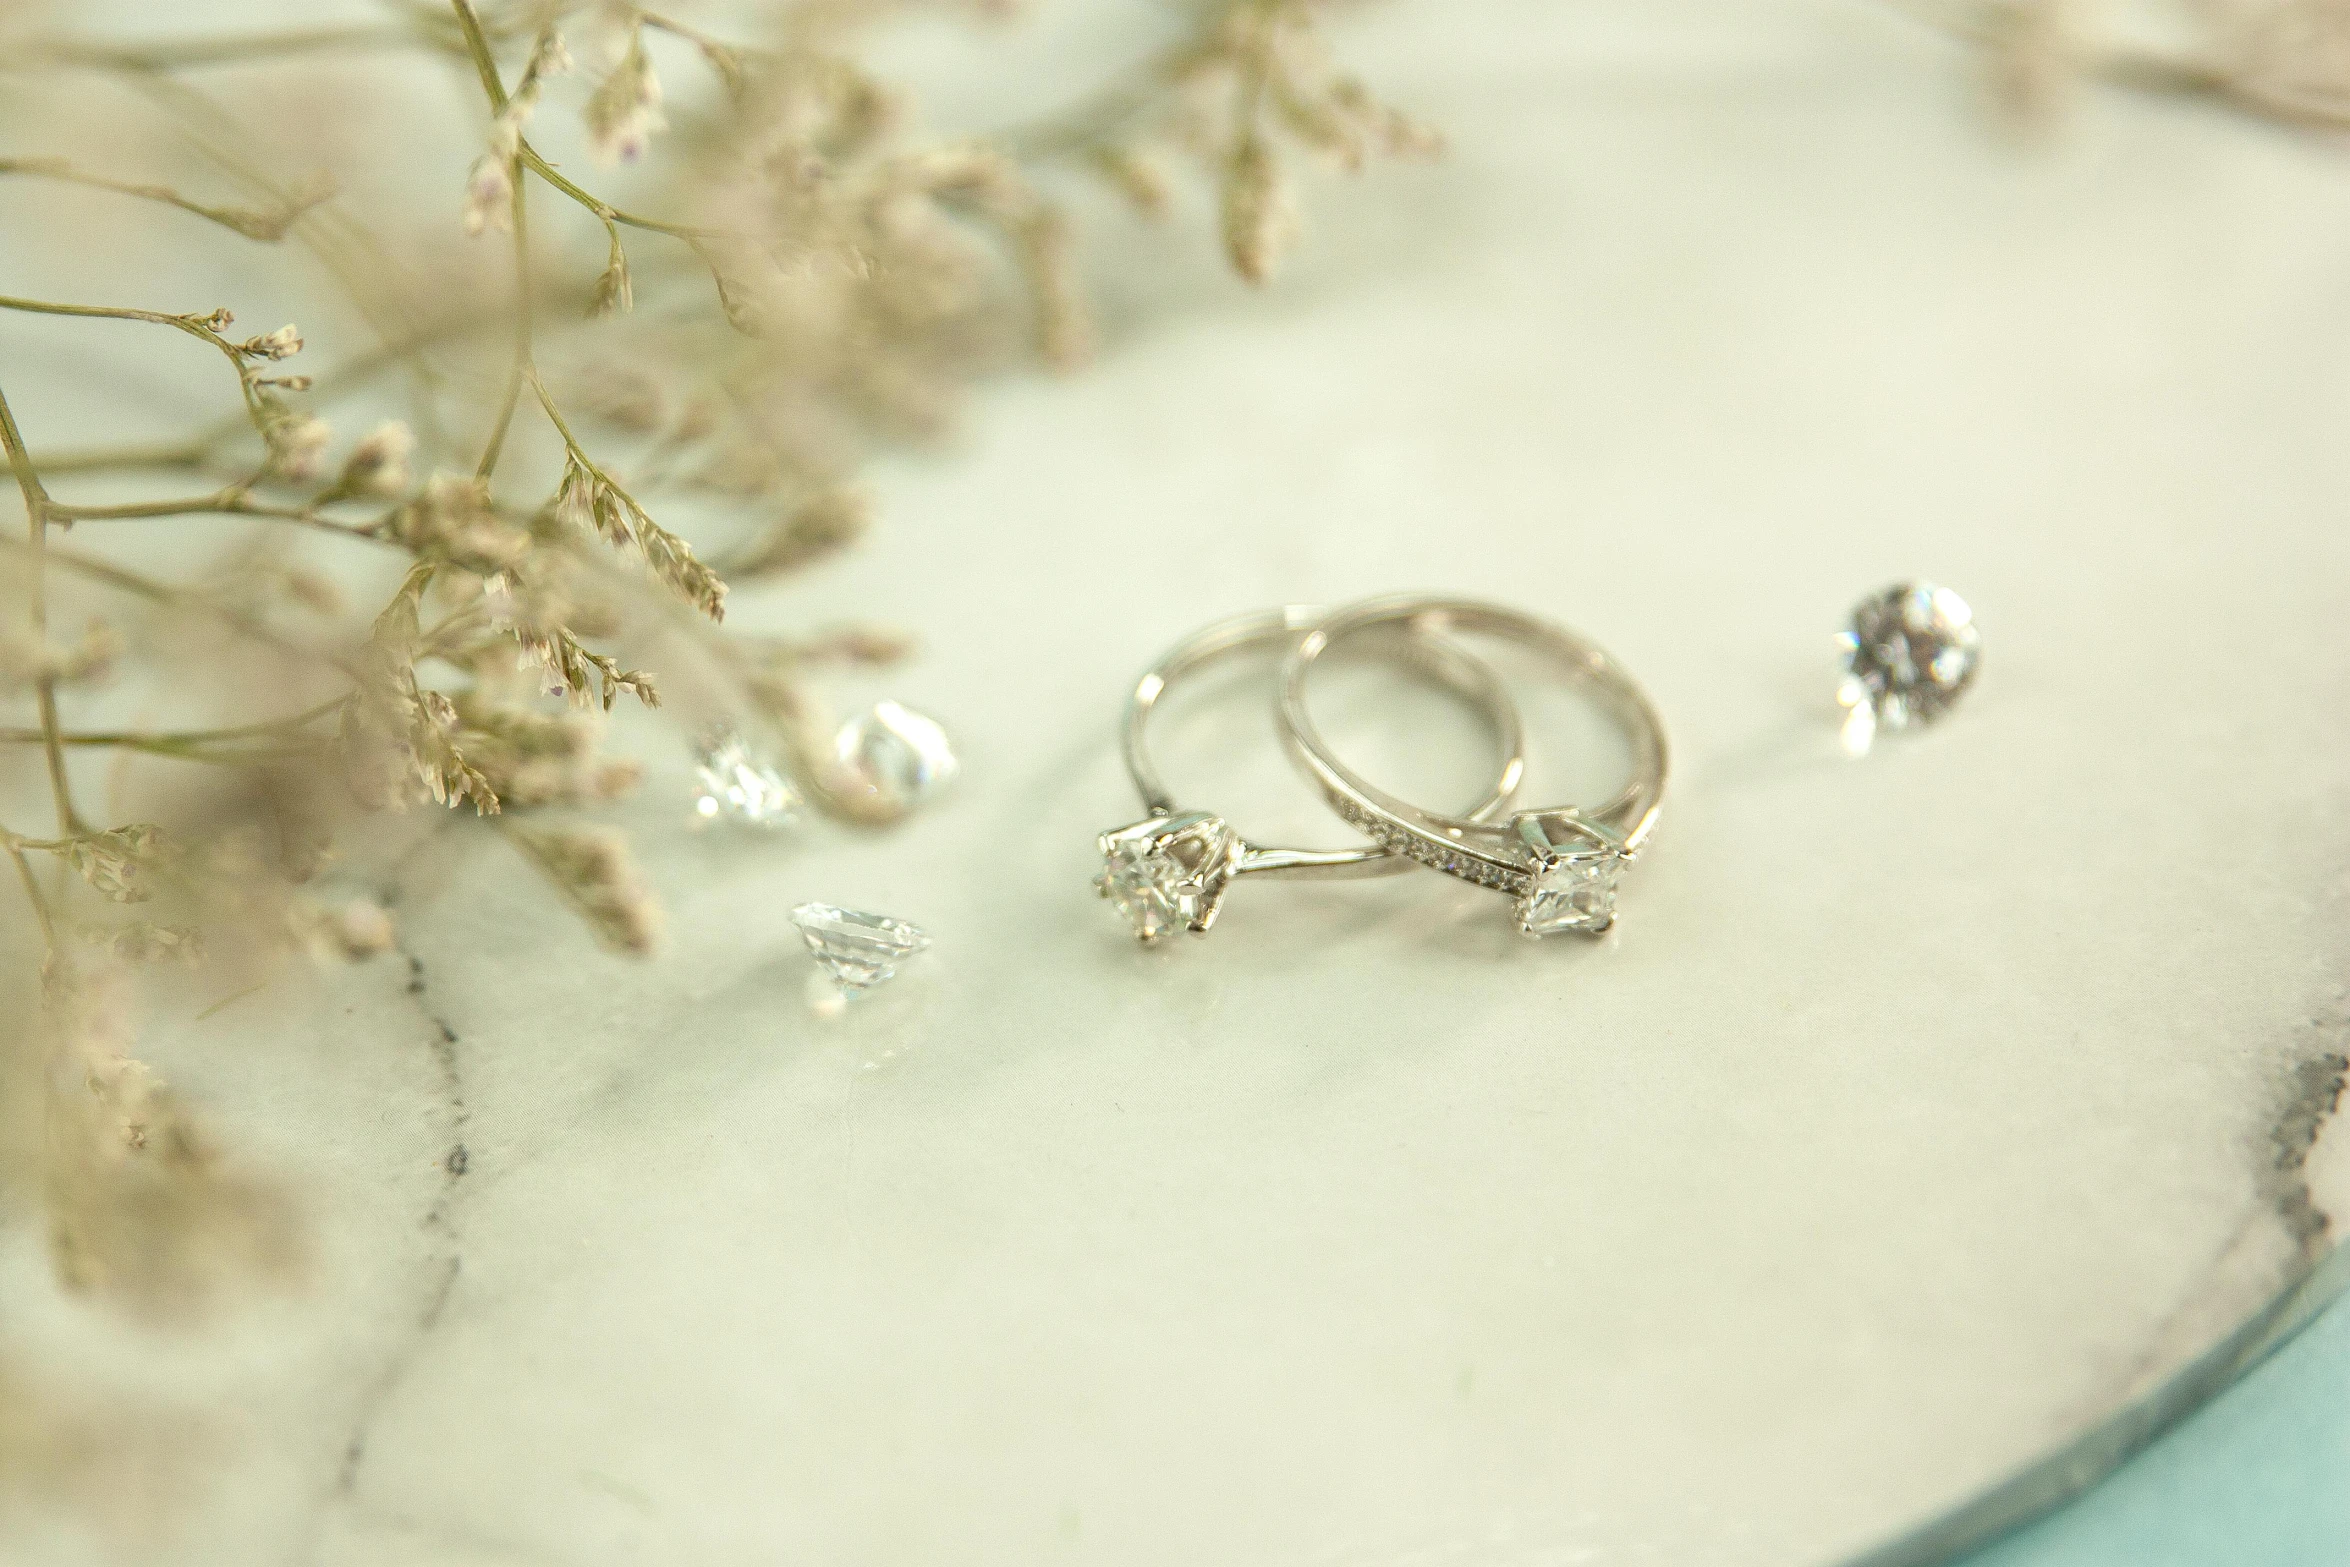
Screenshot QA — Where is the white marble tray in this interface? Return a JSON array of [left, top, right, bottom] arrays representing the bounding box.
[[3, 3, 2345, 1564]]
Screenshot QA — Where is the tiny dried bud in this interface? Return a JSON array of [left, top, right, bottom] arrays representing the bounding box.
[[590, 239, 633, 317], [390, 472, 531, 574], [338, 421, 416, 498], [1090, 145, 1172, 218], [697, 39, 746, 100], [263, 410, 333, 481], [242, 323, 304, 360], [1220, 136, 1295, 285], [89, 922, 205, 965], [583, 34, 666, 165], [463, 153, 514, 236], [528, 30, 574, 80], [196, 307, 235, 332], [512, 825, 662, 954], [488, 104, 529, 162], [729, 489, 870, 578], [64, 824, 177, 904], [552, 456, 599, 533], [592, 759, 644, 799]]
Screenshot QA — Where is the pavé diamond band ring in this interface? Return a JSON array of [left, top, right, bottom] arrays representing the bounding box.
[[1096, 605, 1528, 942], [1278, 595, 1668, 939]]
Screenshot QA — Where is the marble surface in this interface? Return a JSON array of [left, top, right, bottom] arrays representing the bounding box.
[[1960, 1295, 2350, 1566], [3, 2, 2348, 1565]]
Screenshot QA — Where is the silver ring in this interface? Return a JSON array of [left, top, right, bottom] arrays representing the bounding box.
[[1278, 594, 1668, 939], [1096, 604, 1528, 941]]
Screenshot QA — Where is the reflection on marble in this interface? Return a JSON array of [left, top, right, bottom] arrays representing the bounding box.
[[3, 1, 2348, 1565]]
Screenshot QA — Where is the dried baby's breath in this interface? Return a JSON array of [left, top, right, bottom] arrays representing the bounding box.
[[63, 825, 178, 905], [336, 421, 416, 500], [0, 0, 1433, 1327], [727, 488, 871, 579], [1220, 133, 1295, 283], [584, 30, 667, 165], [29, 963, 301, 1317], [506, 823, 661, 953], [1923, 0, 2350, 131]]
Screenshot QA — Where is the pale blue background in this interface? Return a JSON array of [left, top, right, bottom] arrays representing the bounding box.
[[1955, 1298, 2350, 1567]]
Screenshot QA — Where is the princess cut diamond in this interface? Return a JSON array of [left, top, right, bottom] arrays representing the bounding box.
[[1516, 849, 1626, 937]]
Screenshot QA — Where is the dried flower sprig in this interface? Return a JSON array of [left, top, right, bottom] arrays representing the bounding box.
[[1006, 0, 1442, 284], [1897, 0, 2350, 131], [0, 0, 1433, 1315]]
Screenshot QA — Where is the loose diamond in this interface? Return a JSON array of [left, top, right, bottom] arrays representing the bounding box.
[[1837, 582, 1980, 755], [1516, 849, 1626, 938], [1095, 811, 1243, 942], [692, 727, 799, 828], [791, 903, 929, 995], [833, 701, 959, 811]]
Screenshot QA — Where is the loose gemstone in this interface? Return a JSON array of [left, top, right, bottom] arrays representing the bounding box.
[[791, 903, 929, 995], [1837, 581, 1981, 754], [1516, 850, 1625, 937], [1095, 811, 1243, 941], [833, 700, 959, 810], [692, 727, 799, 828]]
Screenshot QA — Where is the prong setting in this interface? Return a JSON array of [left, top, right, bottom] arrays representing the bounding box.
[[1511, 812, 1630, 938], [1095, 811, 1244, 942]]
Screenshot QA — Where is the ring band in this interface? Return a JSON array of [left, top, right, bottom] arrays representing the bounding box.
[[1096, 605, 1528, 940], [1278, 594, 1668, 938]]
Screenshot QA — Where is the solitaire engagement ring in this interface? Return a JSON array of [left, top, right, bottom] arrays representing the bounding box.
[[1096, 605, 1528, 941], [1278, 595, 1668, 939]]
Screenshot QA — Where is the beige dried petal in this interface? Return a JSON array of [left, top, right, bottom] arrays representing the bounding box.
[[1220, 135, 1295, 285], [590, 239, 634, 317], [337, 420, 415, 498], [583, 33, 666, 165], [1089, 145, 1173, 218], [63, 825, 177, 904], [242, 323, 303, 360], [728, 488, 871, 578], [463, 153, 514, 236], [262, 410, 332, 481], [509, 824, 662, 954]]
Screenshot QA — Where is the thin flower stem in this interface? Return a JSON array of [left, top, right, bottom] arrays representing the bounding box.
[[477, 155, 534, 478], [23, 438, 213, 477], [32, 22, 439, 73], [0, 293, 264, 419], [0, 532, 332, 667], [0, 732, 329, 763], [995, 43, 1216, 161], [4, 838, 57, 952], [0, 380, 82, 837], [448, 2, 721, 245], [0, 695, 349, 752], [28, 306, 492, 478], [518, 146, 718, 242], [43, 486, 397, 546], [527, 369, 646, 515], [0, 157, 318, 241]]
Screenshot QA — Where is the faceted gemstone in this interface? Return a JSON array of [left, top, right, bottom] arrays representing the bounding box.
[[833, 701, 958, 810], [1516, 849, 1626, 937], [1837, 582, 1981, 754], [791, 903, 929, 995], [1095, 812, 1243, 942], [692, 727, 799, 828]]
